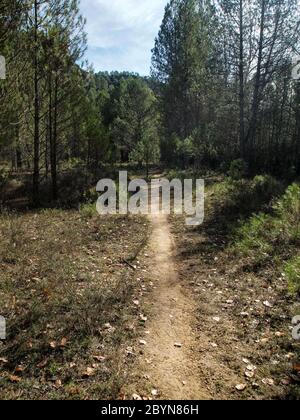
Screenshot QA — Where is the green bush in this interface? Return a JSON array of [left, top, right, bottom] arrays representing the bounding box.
[[79, 203, 97, 219], [228, 159, 248, 180], [211, 175, 283, 219], [273, 183, 300, 242], [234, 213, 275, 258], [284, 256, 300, 294], [0, 166, 9, 190], [233, 183, 300, 267]]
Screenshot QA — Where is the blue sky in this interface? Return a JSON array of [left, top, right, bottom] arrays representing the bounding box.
[[80, 0, 168, 75]]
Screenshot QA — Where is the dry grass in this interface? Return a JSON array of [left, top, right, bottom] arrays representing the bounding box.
[[0, 207, 149, 400]]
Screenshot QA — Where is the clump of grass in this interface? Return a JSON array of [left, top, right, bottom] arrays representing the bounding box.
[[233, 183, 300, 281], [79, 203, 97, 219], [209, 174, 283, 222], [228, 159, 248, 180], [284, 256, 300, 294]]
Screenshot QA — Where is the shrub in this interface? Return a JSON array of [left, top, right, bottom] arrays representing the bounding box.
[[233, 183, 300, 268], [0, 166, 9, 191], [79, 203, 97, 219], [228, 159, 248, 180], [234, 213, 275, 258], [211, 175, 283, 220], [273, 184, 300, 242], [284, 256, 300, 294]]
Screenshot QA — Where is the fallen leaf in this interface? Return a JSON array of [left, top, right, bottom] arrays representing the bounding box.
[[9, 375, 21, 383], [68, 386, 80, 396], [49, 341, 57, 349], [93, 355, 106, 362], [82, 367, 95, 378], [37, 359, 48, 369], [55, 379, 62, 388], [292, 363, 300, 373], [262, 378, 275, 386], [263, 301, 273, 308], [236, 384, 247, 391], [213, 317, 221, 322], [245, 371, 255, 379], [14, 366, 25, 374], [281, 378, 292, 385], [60, 338, 68, 347], [285, 352, 294, 360]]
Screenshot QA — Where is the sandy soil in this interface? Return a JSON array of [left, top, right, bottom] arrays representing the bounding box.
[[137, 212, 210, 400]]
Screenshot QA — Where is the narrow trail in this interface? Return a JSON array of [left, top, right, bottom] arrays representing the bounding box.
[[140, 212, 210, 400]]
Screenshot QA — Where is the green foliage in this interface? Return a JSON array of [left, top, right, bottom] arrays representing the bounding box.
[[233, 184, 300, 275], [273, 183, 300, 240], [0, 166, 9, 190], [79, 203, 97, 219], [111, 77, 160, 164], [233, 213, 275, 258], [211, 175, 283, 219], [229, 159, 248, 181], [284, 256, 300, 294]]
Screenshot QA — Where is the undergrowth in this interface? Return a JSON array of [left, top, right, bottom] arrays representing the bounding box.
[[233, 183, 300, 294]]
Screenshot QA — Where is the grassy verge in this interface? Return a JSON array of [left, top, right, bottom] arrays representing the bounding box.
[[169, 171, 300, 400], [0, 207, 149, 400], [232, 184, 300, 293]]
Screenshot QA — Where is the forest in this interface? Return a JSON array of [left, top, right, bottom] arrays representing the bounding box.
[[0, 0, 300, 402]]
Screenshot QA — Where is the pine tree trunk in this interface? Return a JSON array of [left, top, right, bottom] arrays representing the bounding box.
[[51, 76, 58, 201], [33, 0, 40, 205], [239, 0, 245, 159]]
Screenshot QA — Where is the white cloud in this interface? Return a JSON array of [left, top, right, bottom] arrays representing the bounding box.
[[80, 0, 168, 75]]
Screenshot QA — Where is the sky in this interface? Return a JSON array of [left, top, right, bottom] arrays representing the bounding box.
[[80, 0, 168, 76]]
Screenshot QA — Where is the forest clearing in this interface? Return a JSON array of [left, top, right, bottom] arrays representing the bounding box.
[[1, 0, 300, 402]]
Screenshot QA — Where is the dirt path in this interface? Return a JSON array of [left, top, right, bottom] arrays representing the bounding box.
[[139, 212, 210, 400]]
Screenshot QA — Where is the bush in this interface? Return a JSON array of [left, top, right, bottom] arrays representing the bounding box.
[[228, 159, 248, 180], [284, 256, 300, 294], [79, 203, 97, 219], [233, 213, 275, 258], [233, 183, 300, 268], [211, 175, 283, 220], [273, 183, 300, 241], [0, 166, 9, 191]]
